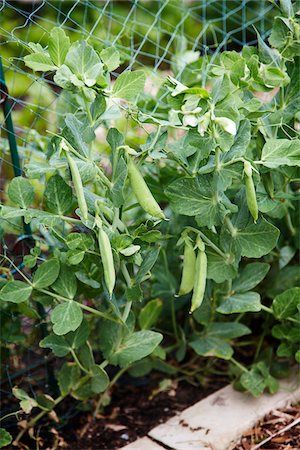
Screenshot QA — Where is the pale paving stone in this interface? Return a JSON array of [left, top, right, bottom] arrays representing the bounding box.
[[148, 375, 300, 450], [121, 436, 165, 450]]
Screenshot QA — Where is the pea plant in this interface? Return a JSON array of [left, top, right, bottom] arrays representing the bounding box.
[[0, 1, 299, 446]]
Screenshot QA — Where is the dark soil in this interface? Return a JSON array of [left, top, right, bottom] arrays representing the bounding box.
[[58, 374, 225, 450]]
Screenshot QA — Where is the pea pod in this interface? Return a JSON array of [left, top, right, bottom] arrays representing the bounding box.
[[244, 161, 258, 223], [98, 225, 115, 298], [127, 157, 165, 220], [190, 245, 207, 314], [66, 152, 88, 221], [177, 240, 196, 297]]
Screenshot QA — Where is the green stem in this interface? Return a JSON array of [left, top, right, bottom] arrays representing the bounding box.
[[285, 211, 296, 237], [83, 95, 93, 126], [230, 357, 248, 373], [38, 288, 121, 324], [70, 349, 90, 374], [215, 147, 221, 171], [121, 261, 132, 287], [225, 216, 237, 237], [186, 227, 227, 259]]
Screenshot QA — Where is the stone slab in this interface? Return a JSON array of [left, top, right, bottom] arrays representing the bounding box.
[[121, 436, 165, 450], [148, 375, 300, 450]]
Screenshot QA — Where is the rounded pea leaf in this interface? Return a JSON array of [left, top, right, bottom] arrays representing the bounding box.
[[189, 337, 233, 360], [217, 292, 261, 314], [90, 365, 110, 393], [112, 70, 146, 100], [51, 301, 83, 335], [0, 428, 13, 448], [0, 281, 32, 303], [33, 258, 60, 289], [109, 330, 163, 367], [44, 175, 73, 215], [232, 263, 270, 293], [8, 177, 34, 208], [272, 287, 300, 319], [40, 334, 70, 357], [235, 218, 280, 258]]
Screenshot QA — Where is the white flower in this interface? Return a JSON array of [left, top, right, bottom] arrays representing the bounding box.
[[183, 114, 198, 127], [197, 111, 211, 136], [214, 117, 237, 135], [167, 75, 188, 97]]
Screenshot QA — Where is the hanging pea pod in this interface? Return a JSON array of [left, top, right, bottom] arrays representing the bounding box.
[[66, 152, 88, 221], [97, 222, 116, 298], [177, 238, 196, 297], [262, 172, 274, 198], [244, 161, 258, 223], [190, 237, 207, 314], [127, 157, 165, 220]]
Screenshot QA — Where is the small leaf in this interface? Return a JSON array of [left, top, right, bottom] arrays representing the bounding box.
[[0, 281, 32, 303], [52, 266, 77, 299], [235, 218, 280, 258], [44, 175, 73, 215], [207, 322, 251, 339], [90, 365, 110, 393], [272, 287, 300, 319], [12, 387, 37, 413], [189, 337, 233, 360], [24, 52, 57, 71], [261, 139, 300, 168], [240, 370, 266, 397], [0, 428, 12, 448], [65, 40, 103, 87], [138, 298, 163, 329], [217, 292, 261, 314], [8, 177, 34, 208], [136, 247, 160, 283], [100, 47, 120, 71], [112, 70, 146, 100], [33, 258, 60, 289], [40, 334, 70, 357], [48, 27, 70, 67], [232, 263, 270, 293], [58, 363, 81, 396], [51, 301, 83, 335], [109, 330, 163, 367]]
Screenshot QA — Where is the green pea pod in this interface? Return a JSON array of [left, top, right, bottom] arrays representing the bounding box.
[[244, 161, 258, 223], [177, 241, 196, 297], [66, 152, 88, 221], [127, 157, 165, 220], [98, 227, 115, 298], [262, 172, 274, 199], [190, 248, 207, 314]]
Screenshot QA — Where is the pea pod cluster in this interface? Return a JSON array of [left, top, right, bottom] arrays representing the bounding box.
[[177, 236, 207, 314], [66, 152, 88, 221], [97, 223, 116, 298], [244, 161, 258, 223], [127, 157, 165, 220]]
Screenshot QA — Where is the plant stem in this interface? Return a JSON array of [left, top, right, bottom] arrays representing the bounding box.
[[70, 349, 90, 374], [225, 216, 237, 237], [186, 227, 227, 259], [230, 357, 248, 373]]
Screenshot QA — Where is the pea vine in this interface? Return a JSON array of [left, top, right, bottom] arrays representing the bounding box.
[[0, 0, 299, 446]]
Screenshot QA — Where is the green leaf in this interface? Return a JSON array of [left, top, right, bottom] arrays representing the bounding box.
[[90, 365, 110, 393], [217, 292, 261, 314], [32, 258, 60, 289], [12, 387, 37, 413], [52, 266, 77, 299], [51, 301, 83, 335], [40, 334, 70, 357], [207, 250, 237, 283], [66, 233, 94, 251], [0, 428, 12, 448], [272, 287, 300, 319], [48, 27, 70, 67], [44, 175, 73, 215], [100, 47, 120, 71], [260, 139, 300, 168], [189, 337, 233, 360], [109, 330, 163, 367], [67, 249, 85, 265], [64, 40, 103, 87], [136, 247, 160, 283], [207, 322, 251, 339], [235, 218, 280, 258], [272, 323, 299, 342], [24, 52, 57, 71], [0, 281, 32, 303], [112, 70, 146, 100], [111, 156, 127, 207], [166, 175, 236, 227], [138, 298, 163, 329], [8, 177, 34, 208], [65, 319, 89, 349], [232, 263, 270, 293], [240, 370, 266, 397], [58, 363, 81, 396]]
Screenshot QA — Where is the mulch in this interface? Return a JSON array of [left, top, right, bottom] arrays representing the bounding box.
[[233, 403, 300, 450]]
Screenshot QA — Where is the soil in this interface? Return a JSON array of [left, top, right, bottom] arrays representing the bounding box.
[[59, 374, 226, 450]]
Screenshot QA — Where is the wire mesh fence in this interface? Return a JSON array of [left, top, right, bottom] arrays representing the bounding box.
[[0, 0, 279, 437]]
